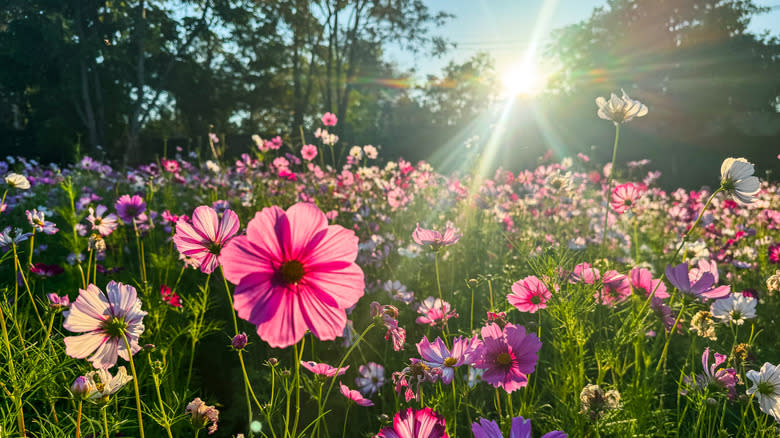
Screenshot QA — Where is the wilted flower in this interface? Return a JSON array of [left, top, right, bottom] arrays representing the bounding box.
[[595, 89, 648, 124], [186, 397, 220, 435], [84, 366, 133, 403], [26, 209, 58, 234], [372, 302, 406, 351], [710, 292, 756, 325], [720, 157, 760, 204], [580, 384, 621, 419], [746, 362, 780, 423], [767, 270, 780, 294], [690, 310, 717, 341], [695, 347, 738, 399]]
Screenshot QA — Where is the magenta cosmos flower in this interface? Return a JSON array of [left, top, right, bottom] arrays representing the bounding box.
[[375, 407, 448, 438], [629, 267, 669, 299], [474, 323, 541, 393], [114, 194, 146, 223], [300, 361, 349, 377], [594, 270, 632, 307], [219, 203, 364, 348], [412, 222, 462, 250], [610, 182, 643, 214], [416, 335, 482, 384], [63, 281, 147, 369], [340, 383, 374, 406], [472, 416, 567, 438], [174, 206, 240, 274], [508, 275, 551, 313]]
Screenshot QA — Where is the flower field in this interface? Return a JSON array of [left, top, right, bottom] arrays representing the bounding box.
[[1, 106, 779, 438]]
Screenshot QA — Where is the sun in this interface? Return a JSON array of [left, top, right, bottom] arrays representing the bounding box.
[[501, 62, 544, 97]]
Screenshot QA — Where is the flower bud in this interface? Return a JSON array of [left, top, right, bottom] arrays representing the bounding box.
[[71, 376, 93, 399], [144, 343, 156, 351], [232, 332, 248, 350], [467, 279, 478, 288], [267, 358, 278, 366]]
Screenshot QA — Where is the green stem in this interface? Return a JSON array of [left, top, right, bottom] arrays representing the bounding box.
[[102, 407, 110, 438], [121, 332, 146, 438], [0, 304, 25, 436], [148, 357, 173, 438], [601, 123, 620, 247], [342, 404, 351, 438], [433, 251, 449, 343], [321, 323, 375, 407], [656, 300, 687, 372], [13, 244, 44, 330]]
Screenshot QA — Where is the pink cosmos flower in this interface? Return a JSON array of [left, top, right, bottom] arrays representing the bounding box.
[[31, 263, 64, 277], [629, 267, 669, 299], [699, 347, 738, 399], [114, 195, 146, 223], [387, 187, 409, 210], [472, 416, 568, 438], [301, 144, 318, 161], [363, 145, 378, 159], [185, 397, 219, 435], [161, 159, 180, 173], [769, 243, 780, 264], [570, 262, 600, 284], [63, 281, 147, 369], [355, 362, 385, 396], [508, 276, 551, 313], [339, 383, 374, 406], [160, 284, 182, 308], [173, 206, 240, 274], [416, 335, 482, 384], [87, 205, 119, 236], [47, 293, 70, 310], [474, 323, 541, 393], [300, 361, 349, 377], [321, 112, 338, 127], [665, 262, 730, 299], [594, 270, 632, 307], [412, 222, 462, 250], [375, 407, 448, 438], [416, 297, 458, 327], [610, 182, 642, 214], [219, 203, 365, 348]]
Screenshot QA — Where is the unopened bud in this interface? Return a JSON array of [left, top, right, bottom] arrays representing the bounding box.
[[232, 332, 248, 350], [71, 376, 93, 399], [267, 357, 278, 366]]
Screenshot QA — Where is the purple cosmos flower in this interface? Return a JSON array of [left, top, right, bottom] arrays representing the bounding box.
[[26, 209, 58, 234], [63, 281, 147, 369], [472, 416, 567, 438], [87, 205, 119, 236], [355, 362, 385, 396], [665, 262, 730, 299], [376, 407, 448, 438], [416, 335, 482, 384], [412, 222, 462, 250], [173, 205, 240, 274], [114, 194, 146, 223], [474, 323, 541, 393], [339, 383, 374, 406], [300, 361, 349, 377]]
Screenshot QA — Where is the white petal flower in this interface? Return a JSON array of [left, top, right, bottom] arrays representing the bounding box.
[[85, 366, 133, 402], [720, 157, 760, 204], [746, 362, 780, 423], [595, 89, 648, 124], [710, 292, 757, 325], [4, 172, 30, 190]]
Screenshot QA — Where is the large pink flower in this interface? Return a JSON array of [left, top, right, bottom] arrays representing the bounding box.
[[610, 182, 642, 214], [173, 206, 240, 274], [63, 281, 147, 369], [375, 407, 448, 438], [219, 203, 364, 348]]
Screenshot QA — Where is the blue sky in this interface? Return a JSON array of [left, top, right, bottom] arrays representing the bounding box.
[[387, 0, 780, 79]]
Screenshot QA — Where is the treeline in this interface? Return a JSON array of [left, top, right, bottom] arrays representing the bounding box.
[[1, 0, 779, 187]]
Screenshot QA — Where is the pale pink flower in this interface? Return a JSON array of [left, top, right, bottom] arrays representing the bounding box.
[[412, 222, 462, 250], [416, 297, 457, 327], [63, 282, 147, 369], [339, 383, 374, 406], [301, 361, 349, 377], [173, 206, 240, 274], [301, 144, 318, 161], [220, 203, 364, 348]]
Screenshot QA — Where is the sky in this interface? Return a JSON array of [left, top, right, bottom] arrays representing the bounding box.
[[387, 0, 780, 83]]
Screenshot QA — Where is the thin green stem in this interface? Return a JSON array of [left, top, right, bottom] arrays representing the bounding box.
[[148, 356, 173, 438], [0, 304, 25, 436], [121, 332, 146, 438], [322, 323, 375, 408], [601, 123, 620, 247], [102, 407, 110, 438], [342, 404, 351, 438], [13, 244, 44, 330], [291, 338, 304, 438]]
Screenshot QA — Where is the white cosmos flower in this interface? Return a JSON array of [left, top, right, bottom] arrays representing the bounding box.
[[710, 292, 756, 325], [595, 89, 648, 124], [4, 172, 30, 190], [720, 157, 760, 204], [85, 366, 133, 402], [746, 362, 780, 423]]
